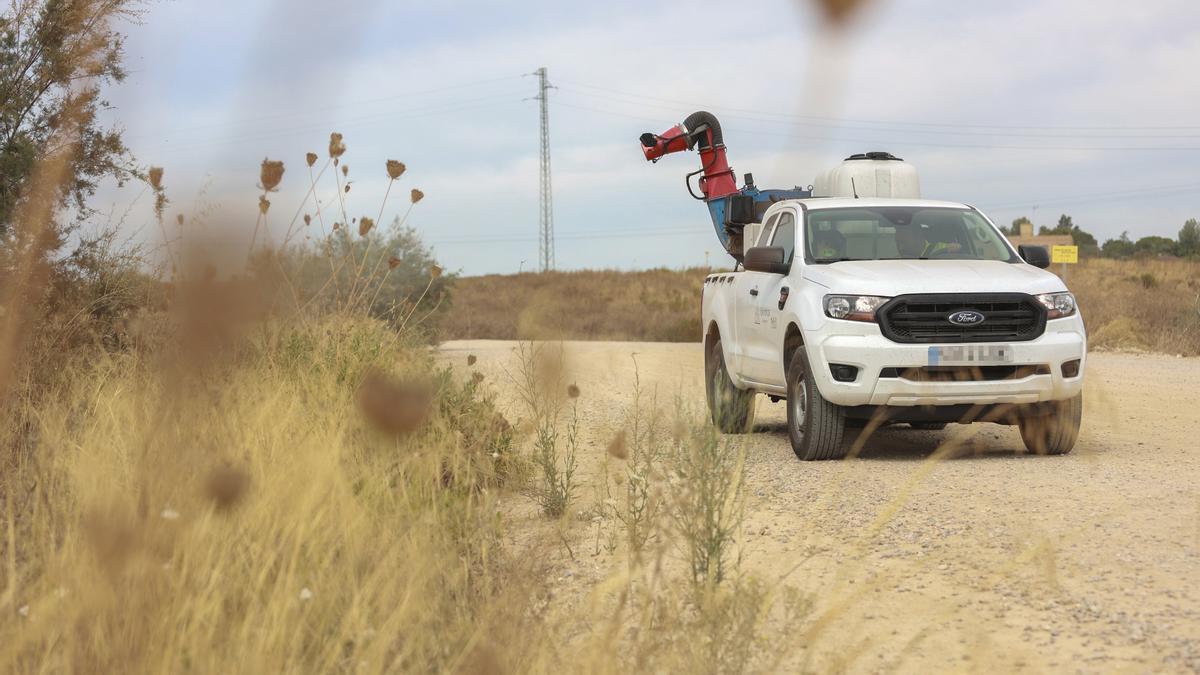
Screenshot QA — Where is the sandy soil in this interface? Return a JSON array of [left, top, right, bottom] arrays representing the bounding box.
[[440, 340, 1200, 673]]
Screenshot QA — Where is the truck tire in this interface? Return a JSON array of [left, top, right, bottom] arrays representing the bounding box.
[[786, 347, 846, 460], [705, 337, 756, 433], [1019, 394, 1082, 456]]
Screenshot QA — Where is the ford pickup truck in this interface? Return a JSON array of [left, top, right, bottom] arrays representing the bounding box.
[[701, 198, 1086, 460]]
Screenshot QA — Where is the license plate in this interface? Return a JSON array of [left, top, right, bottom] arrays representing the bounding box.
[[928, 345, 1015, 366]]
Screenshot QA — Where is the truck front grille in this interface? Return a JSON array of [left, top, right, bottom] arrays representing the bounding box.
[[877, 294, 1046, 344]]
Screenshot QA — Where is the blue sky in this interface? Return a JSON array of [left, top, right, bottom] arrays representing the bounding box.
[[99, 0, 1200, 275]]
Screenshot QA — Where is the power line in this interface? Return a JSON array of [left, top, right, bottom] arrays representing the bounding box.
[[977, 182, 1200, 210], [136, 95, 527, 154], [552, 99, 1200, 152], [558, 86, 1200, 140], [556, 78, 1200, 132], [125, 74, 527, 141]]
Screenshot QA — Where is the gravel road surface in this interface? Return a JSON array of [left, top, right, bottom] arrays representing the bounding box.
[[441, 340, 1200, 673]]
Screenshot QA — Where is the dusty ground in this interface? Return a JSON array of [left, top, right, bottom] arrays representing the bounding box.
[[440, 340, 1200, 673]]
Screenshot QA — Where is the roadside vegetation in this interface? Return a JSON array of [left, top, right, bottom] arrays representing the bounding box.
[[0, 5, 800, 670], [443, 258, 1200, 355], [440, 267, 711, 342]]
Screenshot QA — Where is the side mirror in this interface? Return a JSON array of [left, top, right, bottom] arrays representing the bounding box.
[[1018, 245, 1050, 269], [744, 246, 790, 275]]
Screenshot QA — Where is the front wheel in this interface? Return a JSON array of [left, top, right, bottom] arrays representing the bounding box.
[[1019, 394, 1082, 455], [786, 347, 846, 460], [705, 337, 756, 433]]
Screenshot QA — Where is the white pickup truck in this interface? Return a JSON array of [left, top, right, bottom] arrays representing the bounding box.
[[702, 196, 1086, 460]]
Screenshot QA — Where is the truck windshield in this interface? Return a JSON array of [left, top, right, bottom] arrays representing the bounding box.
[[804, 207, 1018, 264]]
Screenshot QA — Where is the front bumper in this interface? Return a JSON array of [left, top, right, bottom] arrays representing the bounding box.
[[805, 316, 1086, 407]]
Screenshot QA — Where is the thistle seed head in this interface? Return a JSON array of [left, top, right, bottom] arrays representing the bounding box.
[[148, 166, 164, 191], [328, 132, 346, 159], [259, 159, 284, 192]]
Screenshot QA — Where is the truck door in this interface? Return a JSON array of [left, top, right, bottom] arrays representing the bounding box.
[[740, 211, 796, 386], [732, 214, 778, 374]]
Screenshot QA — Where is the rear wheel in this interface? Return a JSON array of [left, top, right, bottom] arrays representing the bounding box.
[[705, 337, 756, 433], [786, 347, 846, 460], [1019, 394, 1082, 455]]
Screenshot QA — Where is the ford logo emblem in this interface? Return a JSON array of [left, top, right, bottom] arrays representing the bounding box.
[[948, 310, 986, 326]]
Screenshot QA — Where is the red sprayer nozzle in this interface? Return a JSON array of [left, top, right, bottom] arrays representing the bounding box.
[[639, 124, 689, 161], [638, 112, 738, 201]]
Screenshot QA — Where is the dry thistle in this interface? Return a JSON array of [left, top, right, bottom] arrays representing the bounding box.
[[607, 430, 629, 460], [472, 371, 485, 384], [333, 222, 341, 230], [328, 132, 346, 159], [303, 214, 311, 226], [467, 354, 477, 366], [410, 188, 425, 204], [206, 466, 249, 510], [258, 195, 270, 215], [176, 213, 184, 226], [386, 159, 406, 180], [567, 383, 581, 398], [430, 265, 442, 279], [812, 0, 874, 25], [148, 166, 164, 191], [259, 159, 285, 192], [341, 164, 349, 177], [306, 151, 318, 167], [388, 256, 401, 270], [344, 184, 351, 194], [357, 370, 432, 436], [359, 217, 374, 237]]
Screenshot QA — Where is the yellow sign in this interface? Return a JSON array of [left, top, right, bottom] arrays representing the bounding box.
[[1051, 245, 1078, 264]]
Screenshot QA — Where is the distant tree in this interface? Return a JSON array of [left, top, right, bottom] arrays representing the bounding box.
[[1101, 231, 1135, 259], [1133, 235, 1178, 257], [0, 0, 141, 243], [1037, 213, 1098, 255], [1179, 218, 1200, 257], [1007, 216, 1032, 236]]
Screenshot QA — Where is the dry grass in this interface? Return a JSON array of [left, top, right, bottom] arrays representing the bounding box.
[[443, 258, 1200, 356], [1065, 257, 1200, 355], [440, 267, 713, 342]]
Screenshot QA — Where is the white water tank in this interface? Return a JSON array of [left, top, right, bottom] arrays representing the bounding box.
[[812, 152, 920, 199]]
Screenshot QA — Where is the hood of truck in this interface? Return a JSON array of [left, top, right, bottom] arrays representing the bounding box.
[[800, 259, 1067, 296]]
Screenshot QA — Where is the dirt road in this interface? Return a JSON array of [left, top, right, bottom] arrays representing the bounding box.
[[441, 340, 1200, 673]]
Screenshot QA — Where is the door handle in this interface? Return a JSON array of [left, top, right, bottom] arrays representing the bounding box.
[[749, 288, 759, 296]]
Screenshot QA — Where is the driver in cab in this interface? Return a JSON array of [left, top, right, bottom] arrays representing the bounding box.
[[895, 223, 962, 258]]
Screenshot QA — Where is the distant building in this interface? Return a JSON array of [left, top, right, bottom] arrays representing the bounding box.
[[1005, 222, 1073, 250]]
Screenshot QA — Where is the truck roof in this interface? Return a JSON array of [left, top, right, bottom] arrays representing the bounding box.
[[781, 197, 974, 210]]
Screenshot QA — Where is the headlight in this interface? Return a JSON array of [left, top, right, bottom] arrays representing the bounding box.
[[824, 295, 889, 322], [1037, 292, 1076, 319]]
